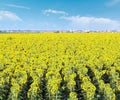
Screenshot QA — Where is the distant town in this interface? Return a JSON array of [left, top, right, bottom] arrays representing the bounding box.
[[0, 30, 120, 33]]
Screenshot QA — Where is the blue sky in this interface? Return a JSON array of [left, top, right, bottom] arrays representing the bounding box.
[[0, 0, 120, 31]]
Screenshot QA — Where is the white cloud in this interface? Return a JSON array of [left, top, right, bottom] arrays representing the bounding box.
[[61, 16, 120, 31], [106, 0, 120, 6], [5, 4, 30, 10], [0, 10, 22, 21], [0, 16, 2, 20], [42, 9, 68, 16]]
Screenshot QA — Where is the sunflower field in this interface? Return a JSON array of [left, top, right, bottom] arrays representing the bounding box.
[[0, 33, 120, 100]]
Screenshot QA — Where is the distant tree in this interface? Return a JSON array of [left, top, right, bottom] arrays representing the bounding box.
[[54, 31, 60, 33]]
